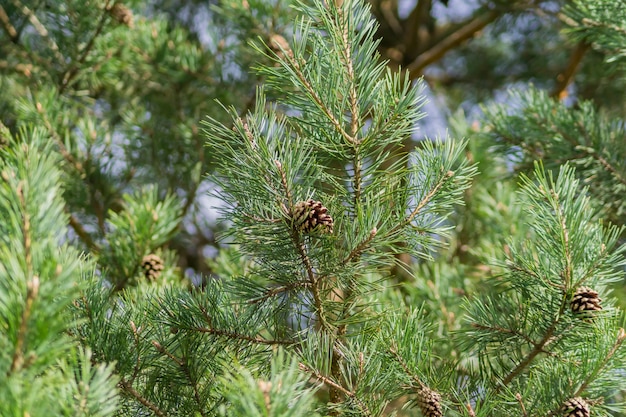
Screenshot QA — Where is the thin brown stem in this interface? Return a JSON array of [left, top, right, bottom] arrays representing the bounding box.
[[59, 0, 112, 93], [152, 342, 208, 417], [405, 170, 454, 227], [11, 0, 64, 63], [550, 41, 589, 100], [276, 160, 331, 332], [68, 212, 99, 251], [191, 327, 293, 346], [0, 5, 18, 41], [515, 393, 528, 417], [10, 276, 39, 373], [281, 43, 356, 145], [575, 328, 626, 396], [341, 227, 378, 266], [299, 363, 372, 416], [501, 319, 558, 386], [119, 379, 168, 417], [10, 183, 38, 374], [406, 9, 500, 78], [388, 345, 426, 390], [247, 281, 311, 305]]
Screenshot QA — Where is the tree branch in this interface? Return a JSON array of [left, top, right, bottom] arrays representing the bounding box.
[[550, 41, 590, 100], [406, 9, 500, 78], [299, 362, 372, 416], [10, 0, 64, 63], [59, 0, 112, 93], [119, 379, 168, 417], [0, 5, 18, 41]]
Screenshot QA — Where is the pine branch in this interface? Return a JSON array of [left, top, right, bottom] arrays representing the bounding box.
[[406, 9, 500, 78], [340, 226, 378, 266], [191, 327, 294, 346], [10, 276, 39, 373], [388, 345, 426, 390], [247, 281, 312, 305], [68, 211, 100, 251], [500, 314, 561, 387], [10, 0, 65, 63], [276, 160, 332, 332], [470, 323, 554, 355], [574, 328, 626, 397], [515, 393, 528, 417], [119, 379, 168, 417], [550, 41, 589, 100], [299, 362, 372, 416], [59, 0, 113, 93], [0, 5, 18, 42], [151, 342, 208, 417], [279, 41, 357, 145], [10, 183, 37, 374]]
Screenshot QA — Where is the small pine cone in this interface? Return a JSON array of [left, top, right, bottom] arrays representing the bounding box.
[[141, 254, 164, 280], [571, 286, 602, 315], [561, 397, 590, 417], [292, 199, 333, 234], [416, 387, 443, 417], [108, 2, 134, 28]]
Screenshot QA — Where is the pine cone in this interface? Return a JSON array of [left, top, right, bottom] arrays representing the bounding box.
[[108, 2, 134, 28], [561, 397, 590, 417], [571, 286, 602, 315], [292, 199, 334, 234], [141, 254, 164, 280], [416, 387, 443, 417]]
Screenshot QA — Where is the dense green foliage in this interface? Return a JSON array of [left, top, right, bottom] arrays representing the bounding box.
[[2, 0, 626, 416]]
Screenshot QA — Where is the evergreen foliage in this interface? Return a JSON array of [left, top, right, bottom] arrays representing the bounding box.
[[1, 0, 626, 416]]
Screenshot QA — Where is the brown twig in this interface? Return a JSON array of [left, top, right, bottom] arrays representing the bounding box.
[[299, 363, 372, 416], [152, 342, 208, 417], [406, 9, 500, 78], [119, 378, 168, 417], [388, 345, 426, 390], [247, 281, 312, 305], [515, 393, 528, 417], [59, 0, 112, 93], [280, 38, 357, 145], [574, 328, 626, 397], [192, 326, 293, 346], [0, 5, 18, 41], [11, 0, 65, 63], [550, 41, 589, 100], [405, 170, 455, 226], [341, 227, 378, 266]]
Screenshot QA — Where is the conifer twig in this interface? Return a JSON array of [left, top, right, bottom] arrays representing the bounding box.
[[299, 363, 372, 416], [275, 160, 331, 332], [341, 227, 377, 266], [11, 0, 64, 63], [550, 41, 589, 100], [192, 327, 293, 346], [10, 276, 39, 373], [280, 42, 357, 145], [574, 328, 626, 397], [387, 169, 454, 237], [119, 379, 168, 417], [501, 316, 560, 386], [388, 345, 426, 390], [0, 5, 18, 41], [152, 342, 208, 417], [247, 281, 312, 304], [406, 9, 500, 78], [59, 0, 112, 93], [515, 393, 528, 417]]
